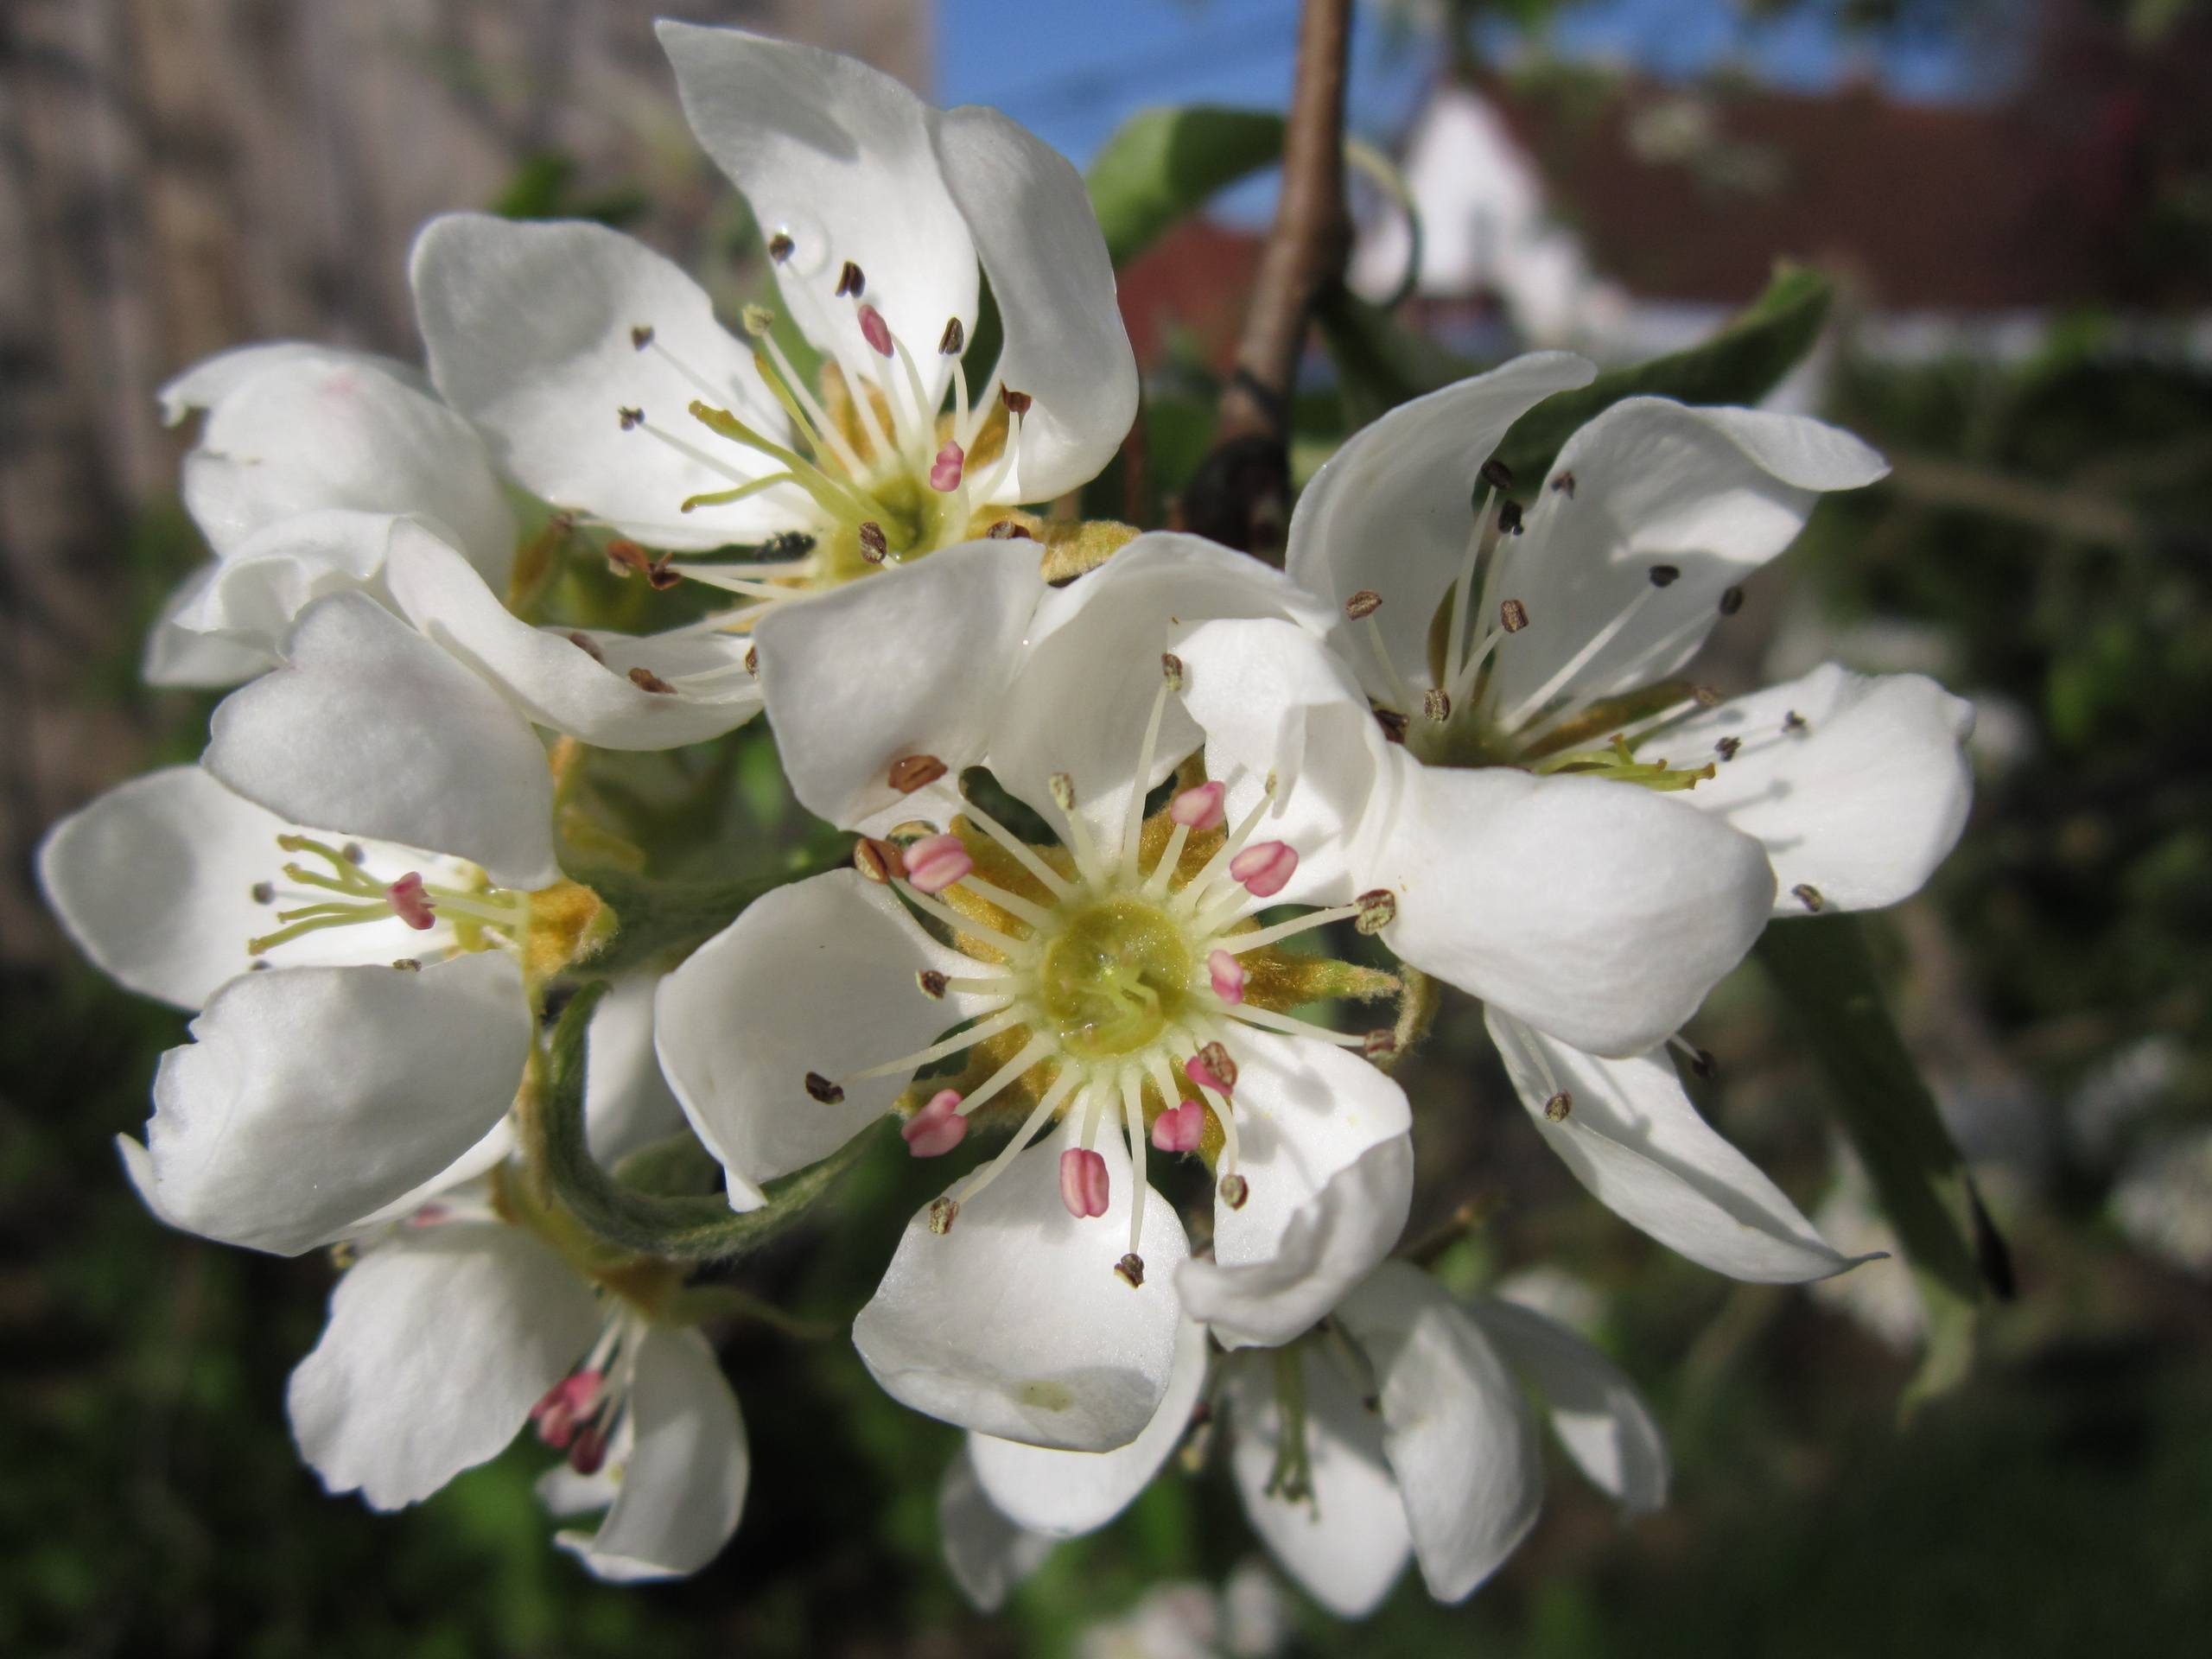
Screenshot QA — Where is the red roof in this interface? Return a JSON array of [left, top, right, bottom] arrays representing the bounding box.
[[1116, 219, 1264, 371]]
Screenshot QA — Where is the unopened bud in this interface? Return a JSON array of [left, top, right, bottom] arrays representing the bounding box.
[[1649, 563, 1681, 588], [1344, 588, 1382, 620], [1161, 652, 1184, 690], [1354, 889, 1396, 934], [855, 838, 905, 883], [1218, 1173, 1249, 1210], [1423, 687, 1450, 722], [804, 1071, 844, 1104], [627, 666, 676, 695], [630, 324, 655, 351], [836, 260, 865, 298], [928, 1196, 959, 1236], [1792, 883, 1825, 912], [1115, 1253, 1146, 1288], [938, 316, 965, 356], [888, 753, 947, 793], [858, 521, 888, 563], [1544, 1090, 1573, 1122]]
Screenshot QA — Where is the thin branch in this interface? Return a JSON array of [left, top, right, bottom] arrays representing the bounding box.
[[1180, 0, 1353, 558]]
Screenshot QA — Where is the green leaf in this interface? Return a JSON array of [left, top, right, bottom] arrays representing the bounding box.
[[569, 858, 842, 979], [1757, 914, 2005, 1414], [1315, 264, 1832, 455], [531, 981, 882, 1263], [1087, 106, 1284, 267]]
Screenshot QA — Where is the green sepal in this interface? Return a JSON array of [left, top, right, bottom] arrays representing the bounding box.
[[531, 981, 883, 1264], [565, 856, 845, 978]]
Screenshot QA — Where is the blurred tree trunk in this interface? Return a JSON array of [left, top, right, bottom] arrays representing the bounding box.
[[0, 0, 930, 963]]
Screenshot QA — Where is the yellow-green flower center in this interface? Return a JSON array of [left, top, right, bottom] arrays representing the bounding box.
[[1037, 898, 1197, 1061]]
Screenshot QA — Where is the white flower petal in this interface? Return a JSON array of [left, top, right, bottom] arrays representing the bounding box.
[[654, 871, 988, 1209], [170, 509, 401, 659], [160, 341, 429, 425], [205, 593, 558, 890], [176, 347, 516, 584], [1485, 401, 1888, 717], [969, 1313, 1207, 1538], [1286, 353, 1596, 700], [287, 1220, 600, 1510], [753, 542, 1047, 829], [1172, 614, 1398, 908], [657, 22, 976, 423], [556, 1327, 748, 1581], [411, 213, 798, 550], [1488, 1010, 1859, 1282], [1176, 1033, 1414, 1351], [143, 565, 284, 689], [1336, 1262, 1545, 1604], [382, 518, 759, 748], [1224, 1348, 1411, 1618], [931, 106, 1135, 503], [854, 1117, 1190, 1452], [938, 1448, 1054, 1613], [993, 533, 1328, 836], [1380, 766, 1774, 1057], [137, 953, 530, 1255], [1663, 664, 1975, 914], [583, 975, 689, 1163], [1465, 1299, 1669, 1514]]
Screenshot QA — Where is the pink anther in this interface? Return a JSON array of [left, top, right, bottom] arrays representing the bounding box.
[[858, 303, 893, 358], [1208, 948, 1246, 1005], [1058, 1147, 1109, 1218], [902, 1089, 969, 1158], [1168, 781, 1225, 831], [903, 834, 972, 895], [1229, 840, 1298, 899], [386, 872, 436, 930], [1150, 1100, 1205, 1154], [930, 441, 964, 492]]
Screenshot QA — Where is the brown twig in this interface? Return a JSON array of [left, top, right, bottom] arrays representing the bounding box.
[[1179, 0, 1353, 559]]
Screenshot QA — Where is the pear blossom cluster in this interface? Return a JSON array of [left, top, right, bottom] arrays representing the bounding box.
[[36, 18, 1974, 1617]]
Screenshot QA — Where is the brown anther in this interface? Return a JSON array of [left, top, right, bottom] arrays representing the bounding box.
[[1195, 1040, 1238, 1090], [1500, 597, 1530, 633], [1783, 710, 1809, 735], [1719, 585, 1745, 617], [1115, 1253, 1146, 1288], [986, 519, 1035, 540], [836, 260, 865, 298], [1001, 387, 1033, 416], [767, 231, 795, 264], [618, 406, 645, 430], [917, 969, 950, 1000], [1649, 563, 1681, 588], [1715, 735, 1743, 761], [804, 1071, 845, 1104], [606, 538, 652, 578], [1218, 1173, 1249, 1211], [1048, 772, 1077, 811], [857, 521, 889, 563], [1344, 588, 1383, 620], [1161, 652, 1185, 690], [741, 303, 776, 337], [1481, 458, 1514, 492], [1354, 889, 1397, 935], [566, 631, 607, 664], [888, 753, 947, 794], [1423, 687, 1451, 722], [1693, 684, 1722, 708], [1793, 883, 1826, 912], [928, 1196, 959, 1235], [630, 325, 655, 351], [391, 957, 423, 972], [1551, 471, 1577, 496], [342, 842, 365, 864], [745, 645, 759, 676], [1689, 1047, 1717, 1079], [250, 958, 272, 971], [855, 838, 906, 884], [627, 666, 677, 695], [1497, 499, 1524, 536], [938, 316, 965, 356], [251, 880, 275, 905], [1544, 1090, 1573, 1122], [1362, 1029, 1399, 1061], [1375, 708, 1409, 744]]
